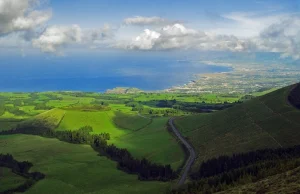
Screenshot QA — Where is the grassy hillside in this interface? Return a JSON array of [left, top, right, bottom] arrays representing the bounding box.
[[56, 110, 128, 138], [0, 167, 27, 192], [0, 134, 170, 194], [218, 165, 300, 194], [112, 117, 185, 170], [174, 84, 300, 169], [112, 112, 152, 131]]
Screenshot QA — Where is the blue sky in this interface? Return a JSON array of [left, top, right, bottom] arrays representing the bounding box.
[[46, 0, 300, 30], [0, 0, 300, 58]]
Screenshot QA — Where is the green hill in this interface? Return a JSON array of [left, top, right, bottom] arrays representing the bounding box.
[[174, 84, 300, 169], [0, 134, 169, 194], [218, 165, 300, 194], [9, 106, 184, 171]]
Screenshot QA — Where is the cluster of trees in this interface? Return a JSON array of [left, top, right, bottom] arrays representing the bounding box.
[[95, 144, 177, 181], [45, 94, 63, 100], [64, 105, 111, 111], [288, 84, 300, 109], [1, 124, 177, 182], [140, 108, 181, 116], [5, 106, 27, 116], [171, 145, 300, 194], [0, 99, 28, 116], [0, 100, 5, 116], [34, 103, 54, 110], [91, 100, 109, 106], [46, 126, 110, 146], [125, 101, 183, 116], [0, 154, 45, 193], [192, 145, 300, 179], [172, 159, 300, 194], [135, 100, 238, 114]]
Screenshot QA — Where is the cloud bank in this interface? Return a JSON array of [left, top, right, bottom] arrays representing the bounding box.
[[32, 25, 82, 53], [118, 16, 300, 59], [32, 24, 115, 53], [0, 0, 51, 35], [118, 23, 252, 52], [257, 17, 300, 59]]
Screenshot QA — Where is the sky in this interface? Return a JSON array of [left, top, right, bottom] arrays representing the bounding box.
[[1, 0, 300, 58]]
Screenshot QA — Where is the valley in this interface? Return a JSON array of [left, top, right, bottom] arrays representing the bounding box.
[[1, 83, 300, 194]]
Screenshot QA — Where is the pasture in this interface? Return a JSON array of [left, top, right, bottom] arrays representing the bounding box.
[[0, 167, 27, 192], [0, 134, 170, 194]]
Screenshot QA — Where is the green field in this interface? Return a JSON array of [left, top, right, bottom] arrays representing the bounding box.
[[0, 167, 27, 192], [0, 88, 285, 193], [0, 135, 171, 194], [56, 110, 128, 138], [174, 85, 300, 169], [112, 117, 185, 170], [112, 112, 152, 131]]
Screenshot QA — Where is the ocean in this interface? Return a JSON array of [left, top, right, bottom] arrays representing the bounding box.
[[0, 51, 231, 92]]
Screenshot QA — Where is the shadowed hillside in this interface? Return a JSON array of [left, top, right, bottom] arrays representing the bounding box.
[[218, 165, 300, 194], [174, 84, 300, 169]]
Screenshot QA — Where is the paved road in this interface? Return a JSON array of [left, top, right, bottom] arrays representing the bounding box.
[[169, 118, 196, 186]]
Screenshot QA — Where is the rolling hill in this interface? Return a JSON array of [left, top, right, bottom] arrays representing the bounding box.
[[5, 105, 184, 170], [174, 84, 300, 169], [0, 134, 170, 194]]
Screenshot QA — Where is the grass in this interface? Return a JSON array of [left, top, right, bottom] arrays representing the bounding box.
[[112, 112, 152, 131], [0, 134, 171, 194], [0, 167, 27, 192], [218, 165, 300, 194], [112, 117, 185, 170], [0, 118, 23, 131], [34, 108, 66, 129], [56, 110, 129, 139], [174, 85, 300, 170], [55, 110, 184, 170]]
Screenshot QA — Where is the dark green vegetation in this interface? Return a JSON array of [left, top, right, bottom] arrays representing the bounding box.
[[112, 112, 152, 131], [0, 167, 27, 193], [218, 165, 300, 194], [175, 84, 300, 168], [172, 83, 300, 193], [172, 146, 300, 194], [288, 84, 300, 109], [0, 154, 45, 194]]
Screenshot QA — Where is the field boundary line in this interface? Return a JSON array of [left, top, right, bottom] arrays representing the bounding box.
[[242, 106, 283, 148]]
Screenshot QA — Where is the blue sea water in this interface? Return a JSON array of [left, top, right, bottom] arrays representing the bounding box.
[[0, 51, 231, 92]]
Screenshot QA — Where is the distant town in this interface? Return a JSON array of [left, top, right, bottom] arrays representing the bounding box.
[[165, 61, 300, 94]]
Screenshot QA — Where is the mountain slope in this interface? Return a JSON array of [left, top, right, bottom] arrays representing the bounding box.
[[174, 84, 300, 169], [218, 165, 300, 194]]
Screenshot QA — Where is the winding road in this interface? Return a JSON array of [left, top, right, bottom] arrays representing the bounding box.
[[169, 118, 196, 186]]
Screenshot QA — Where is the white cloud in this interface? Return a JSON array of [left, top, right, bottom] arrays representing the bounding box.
[[118, 23, 252, 52], [0, 0, 51, 35], [117, 15, 300, 60], [214, 12, 290, 37], [124, 16, 174, 26], [84, 24, 114, 43], [32, 25, 82, 53], [257, 17, 300, 59], [32, 24, 116, 53], [129, 29, 161, 50]]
